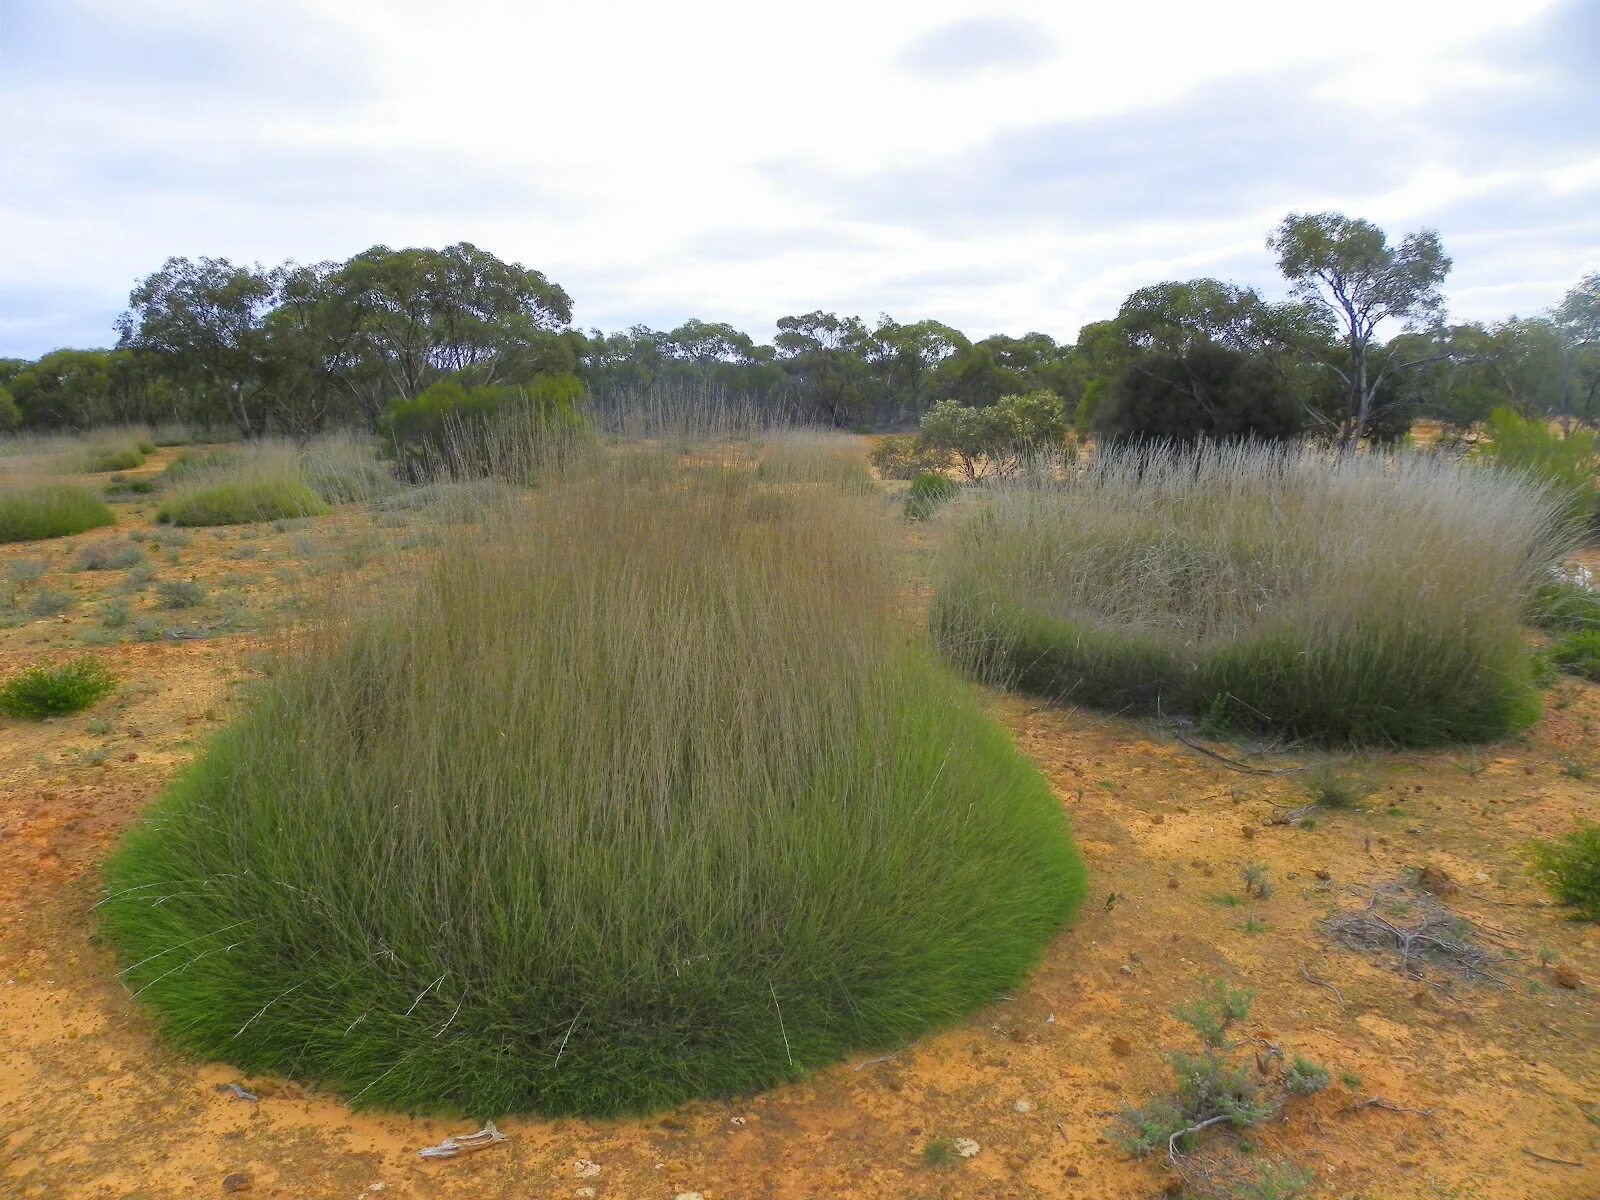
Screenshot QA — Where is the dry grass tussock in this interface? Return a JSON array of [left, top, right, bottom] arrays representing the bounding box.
[[100, 435, 1084, 1117], [933, 441, 1573, 745]]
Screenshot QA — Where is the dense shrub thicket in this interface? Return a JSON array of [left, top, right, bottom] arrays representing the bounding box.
[[932, 443, 1569, 745], [0, 656, 116, 718], [0, 484, 117, 542], [101, 447, 1085, 1117]]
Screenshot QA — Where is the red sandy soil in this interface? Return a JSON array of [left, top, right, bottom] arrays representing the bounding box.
[[2, 447, 1597, 1199]]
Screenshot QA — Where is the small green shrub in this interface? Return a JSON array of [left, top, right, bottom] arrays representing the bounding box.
[[1301, 764, 1375, 810], [869, 435, 948, 481], [99, 598, 132, 628], [1285, 1056, 1329, 1095], [135, 438, 157, 455], [1550, 630, 1600, 681], [7, 558, 47, 582], [0, 656, 115, 718], [158, 478, 330, 526], [904, 472, 960, 520], [921, 1139, 958, 1168], [1528, 577, 1600, 631], [73, 542, 148, 572], [0, 485, 117, 542], [1528, 822, 1600, 920], [156, 579, 208, 609]]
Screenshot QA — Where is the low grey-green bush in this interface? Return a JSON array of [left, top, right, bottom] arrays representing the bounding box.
[[155, 579, 208, 609], [101, 449, 1085, 1118], [73, 541, 148, 571], [0, 484, 116, 542], [0, 656, 115, 718], [933, 443, 1569, 745]]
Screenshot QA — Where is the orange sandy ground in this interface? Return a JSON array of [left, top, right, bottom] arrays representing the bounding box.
[[1, 447, 1597, 1200]]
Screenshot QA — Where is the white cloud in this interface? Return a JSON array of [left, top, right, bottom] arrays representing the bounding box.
[[0, 0, 1592, 354]]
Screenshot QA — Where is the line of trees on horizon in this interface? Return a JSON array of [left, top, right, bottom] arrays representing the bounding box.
[[2, 213, 1597, 447]]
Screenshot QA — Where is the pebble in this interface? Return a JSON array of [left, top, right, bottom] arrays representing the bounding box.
[[952, 1137, 980, 1158], [571, 1159, 602, 1179], [675, 1193, 705, 1200], [221, 1174, 251, 1194], [576, 1189, 597, 1199], [1013, 1098, 1033, 1114]]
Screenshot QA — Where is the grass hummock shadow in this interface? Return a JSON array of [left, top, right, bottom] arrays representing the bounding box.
[[101, 444, 1085, 1118]]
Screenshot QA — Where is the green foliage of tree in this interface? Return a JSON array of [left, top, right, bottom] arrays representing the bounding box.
[[379, 373, 587, 478], [1474, 407, 1597, 534], [0, 382, 19, 430], [1269, 212, 1452, 445], [919, 390, 1068, 480], [1094, 344, 1304, 444]]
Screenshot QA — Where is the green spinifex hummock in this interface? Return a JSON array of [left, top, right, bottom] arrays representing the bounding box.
[[102, 447, 1084, 1117]]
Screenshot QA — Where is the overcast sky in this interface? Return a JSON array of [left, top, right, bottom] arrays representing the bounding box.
[[2, 0, 1596, 357]]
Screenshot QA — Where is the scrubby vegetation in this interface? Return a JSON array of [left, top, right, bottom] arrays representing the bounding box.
[[379, 375, 588, 481], [904, 472, 960, 520], [0, 484, 117, 542], [1114, 979, 1325, 1198], [0, 656, 116, 718], [100, 445, 1085, 1117], [1528, 822, 1600, 920], [1527, 574, 1600, 631], [1550, 630, 1600, 681], [933, 443, 1569, 744], [1476, 408, 1597, 536], [158, 478, 328, 526], [77, 442, 147, 473]]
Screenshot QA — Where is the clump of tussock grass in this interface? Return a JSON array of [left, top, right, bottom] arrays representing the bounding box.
[[297, 431, 400, 505], [0, 484, 117, 542], [756, 432, 878, 494], [157, 444, 330, 526], [77, 442, 146, 473], [158, 447, 239, 485], [100, 445, 1085, 1118], [72, 541, 148, 572], [1528, 572, 1600, 632], [933, 442, 1570, 745], [1550, 630, 1600, 682], [0, 656, 115, 718]]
